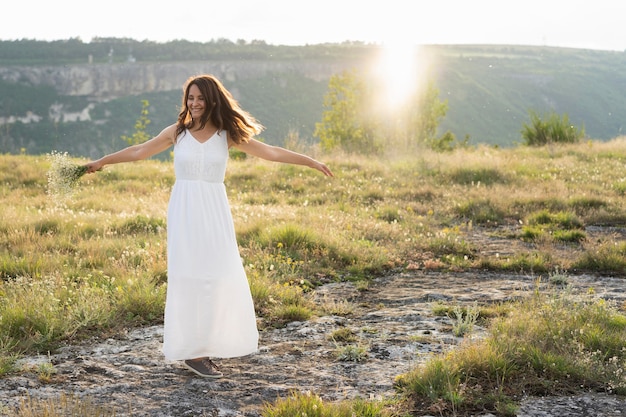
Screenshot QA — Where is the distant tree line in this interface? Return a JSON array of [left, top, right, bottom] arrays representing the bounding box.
[[0, 38, 375, 66]]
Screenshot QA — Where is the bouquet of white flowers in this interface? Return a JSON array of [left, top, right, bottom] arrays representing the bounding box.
[[46, 151, 88, 202]]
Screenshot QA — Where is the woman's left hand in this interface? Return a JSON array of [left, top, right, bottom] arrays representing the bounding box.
[[314, 161, 334, 177]]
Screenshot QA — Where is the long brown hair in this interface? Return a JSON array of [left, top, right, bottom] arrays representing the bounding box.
[[175, 74, 264, 143]]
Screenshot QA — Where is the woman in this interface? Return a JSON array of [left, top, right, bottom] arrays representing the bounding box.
[[85, 74, 333, 378]]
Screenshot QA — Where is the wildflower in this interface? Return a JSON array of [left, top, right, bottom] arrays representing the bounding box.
[[46, 151, 88, 202]]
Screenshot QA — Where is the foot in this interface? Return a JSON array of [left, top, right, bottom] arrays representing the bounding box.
[[184, 358, 223, 379]]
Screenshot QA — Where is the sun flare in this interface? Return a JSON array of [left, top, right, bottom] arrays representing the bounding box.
[[374, 42, 424, 111]]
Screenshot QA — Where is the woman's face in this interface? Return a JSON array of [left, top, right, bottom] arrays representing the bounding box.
[[187, 84, 206, 120]]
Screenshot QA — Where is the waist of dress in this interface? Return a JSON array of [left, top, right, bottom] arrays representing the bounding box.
[[174, 178, 225, 184]]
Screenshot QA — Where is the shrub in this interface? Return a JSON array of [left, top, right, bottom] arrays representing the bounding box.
[[114, 215, 165, 235], [335, 344, 368, 362], [572, 241, 626, 273], [448, 167, 508, 186], [262, 391, 391, 417], [329, 327, 357, 343], [273, 304, 312, 324], [521, 110, 585, 146], [522, 210, 586, 243], [455, 199, 506, 224], [451, 303, 480, 337]]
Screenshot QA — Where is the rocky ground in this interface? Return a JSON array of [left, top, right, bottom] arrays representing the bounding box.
[[1, 268, 625, 416]]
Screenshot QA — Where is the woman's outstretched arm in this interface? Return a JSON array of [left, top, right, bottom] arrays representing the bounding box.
[[231, 138, 334, 177], [85, 124, 177, 173]]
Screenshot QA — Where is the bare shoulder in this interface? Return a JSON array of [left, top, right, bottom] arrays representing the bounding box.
[[158, 124, 179, 145]]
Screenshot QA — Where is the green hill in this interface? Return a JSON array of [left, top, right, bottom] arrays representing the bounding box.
[[1, 39, 625, 157], [434, 45, 626, 144]]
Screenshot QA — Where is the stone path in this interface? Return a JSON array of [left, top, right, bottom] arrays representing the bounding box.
[[1, 271, 625, 416]]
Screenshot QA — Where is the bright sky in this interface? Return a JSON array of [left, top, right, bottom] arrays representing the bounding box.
[[1, 0, 625, 51]]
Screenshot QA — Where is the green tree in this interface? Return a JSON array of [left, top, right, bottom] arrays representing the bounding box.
[[391, 81, 448, 151], [409, 81, 448, 143], [521, 110, 585, 146], [314, 69, 379, 154], [315, 69, 452, 154], [121, 100, 151, 146]]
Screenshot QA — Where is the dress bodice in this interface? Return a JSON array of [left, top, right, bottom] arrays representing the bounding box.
[[173, 130, 228, 183]]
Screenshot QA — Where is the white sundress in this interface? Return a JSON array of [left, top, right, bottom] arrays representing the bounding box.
[[162, 129, 259, 360]]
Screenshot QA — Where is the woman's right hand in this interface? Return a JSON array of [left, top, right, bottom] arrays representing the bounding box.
[[84, 160, 104, 174]]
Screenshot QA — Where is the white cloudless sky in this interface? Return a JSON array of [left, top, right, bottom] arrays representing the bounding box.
[[2, 0, 625, 51]]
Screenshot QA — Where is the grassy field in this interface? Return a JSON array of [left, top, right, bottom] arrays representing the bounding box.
[[1, 139, 626, 415]]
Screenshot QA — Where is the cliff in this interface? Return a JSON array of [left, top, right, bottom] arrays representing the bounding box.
[[0, 59, 359, 99]]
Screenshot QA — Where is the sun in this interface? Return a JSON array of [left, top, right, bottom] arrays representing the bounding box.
[[373, 42, 424, 111]]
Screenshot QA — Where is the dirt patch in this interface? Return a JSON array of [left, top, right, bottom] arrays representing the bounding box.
[[1, 270, 625, 416]]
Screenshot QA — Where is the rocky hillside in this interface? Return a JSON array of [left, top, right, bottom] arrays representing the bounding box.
[[0, 59, 352, 157], [0, 59, 355, 99]]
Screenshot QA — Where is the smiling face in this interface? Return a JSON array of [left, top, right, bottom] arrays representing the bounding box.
[[187, 84, 207, 121]]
